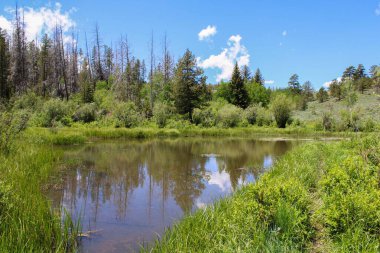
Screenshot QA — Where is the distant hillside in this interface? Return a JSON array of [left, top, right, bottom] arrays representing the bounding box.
[[294, 89, 380, 123]]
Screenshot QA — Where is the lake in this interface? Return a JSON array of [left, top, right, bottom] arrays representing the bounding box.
[[46, 138, 300, 252]]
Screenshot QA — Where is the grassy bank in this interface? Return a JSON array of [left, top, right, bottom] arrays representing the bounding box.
[[24, 126, 359, 145], [0, 139, 79, 252], [145, 135, 380, 252]]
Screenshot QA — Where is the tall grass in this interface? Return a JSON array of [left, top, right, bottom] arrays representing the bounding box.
[[144, 135, 380, 252], [0, 140, 79, 252]]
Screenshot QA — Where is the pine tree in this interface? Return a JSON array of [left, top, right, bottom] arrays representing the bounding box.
[[241, 65, 251, 83], [301, 81, 314, 101], [354, 64, 366, 80], [173, 49, 207, 117], [0, 28, 11, 100], [288, 74, 301, 94], [39, 34, 52, 97], [329, 80, 343, 100], [342, 66, 356, 80], [229, 62, 249, 108], [253, 68, 264, 86], [79, 59, 93, 103]]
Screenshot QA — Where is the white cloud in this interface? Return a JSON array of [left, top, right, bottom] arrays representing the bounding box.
[[265, 80, 275, 85], [282, 30, 287, 36], [323, 77, 342, 88], [0, 16, 12, 32], [376, 3, 380, 16], [197, 34, 250, 82], [198, 25, 217, 41], [0, 3, 76, 42]]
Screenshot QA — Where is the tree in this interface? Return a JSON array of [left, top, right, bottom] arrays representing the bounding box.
[[229, 62, 249, 108], [369, 65, 378, 78], [253, 68, 264, 86], [301, 81, 314, 101], [173, 49, 207, 117], [316, 87, 328, 102], [342, 66, 356, 81], [271, 94, 292, 128], [0, 28, 11, 100], [354, 64, 366, 80], [241, 65, 251, 83], [288, 74, 301, 94], [79, 58, 93, 103], [355, 77, 372, 94], [329, 80, 343, 100]]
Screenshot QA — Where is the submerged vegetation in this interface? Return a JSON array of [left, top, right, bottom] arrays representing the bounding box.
[[147, 135, 380, 252]]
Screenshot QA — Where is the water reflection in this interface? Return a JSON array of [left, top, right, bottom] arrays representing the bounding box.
[[47, 138, 298, 253]]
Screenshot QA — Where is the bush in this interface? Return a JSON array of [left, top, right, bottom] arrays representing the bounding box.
[[217, 104, 242, 128], [153, 102, 174, 128], [41, 99, 70, 127], [0, 110, 29, 154], [270, 94, 292, 128], [12, 92, 42, 111], [192, 107, 217, 127], [244, 105, 258, 125], [361, 118, 376, 132], [113, 102, 140, 128], [73, 103, 97, 123], [321, 112, 333, 131], [256, 106, 273, 126]]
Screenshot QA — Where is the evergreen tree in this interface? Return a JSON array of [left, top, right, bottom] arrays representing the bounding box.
[[241, 65, 251, 83], [329, 80, 343, 100], [301, 81, 314, 101], [173, 49, 207, 117], [342, 66, 356, 80], [369, 65, 378, 78], [0, 28, 11, 100], [229, 62, 249, 108], [316, 87, 328, 103], [79, 59, 93, 103], [253, 68, 264, 86], [288, 74, 301, 94], [354, 64, 366, 80], [38, 34, 52, 97]]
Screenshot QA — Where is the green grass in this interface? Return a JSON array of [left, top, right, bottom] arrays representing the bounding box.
[[294, 89, 380, 123], [144, 135, 380, 252], [0, 139, 80, 252]]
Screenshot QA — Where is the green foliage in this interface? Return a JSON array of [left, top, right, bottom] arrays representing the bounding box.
[[256, 106, 273, 126], [0, 110, 29, 154], [214, 81, 231, 102], [321, 112, 333, 131], [288, 74, 302, 94], [244, 105, 258, 125], [270, 94, 292, 128], [73, 103, 97, 123], [173, 49, 207, 117], [95, 80, 110, 90], [229, 63, 249, 108], [41, 99, 71, 127], [153, 102, 174, 128], [114, 101, 140, 128], [217, 104, 242, 128], [245, 81, 271, 106], [316, 87, 329, 102], [192, 107, 217, 127]]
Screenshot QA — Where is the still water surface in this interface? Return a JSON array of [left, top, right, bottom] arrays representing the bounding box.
[[47, 138, 300, 252]]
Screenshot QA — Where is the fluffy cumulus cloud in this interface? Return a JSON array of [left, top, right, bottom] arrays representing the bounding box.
[[197, 34, 250, 82], [323, 77, 342, 88], [0, 3, 76, 42], [376, 2, 380, 16], [282, 30, 287, 36], [198, 25, 217, 41]]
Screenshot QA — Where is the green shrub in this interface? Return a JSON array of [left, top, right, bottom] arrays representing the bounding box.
[[321, 112, 333, 131], [0, 110, 29, 154], [192, 107, 217, 127], [361, 118, 376, 132], [41, 99, 70, 127], [217, 104, 242, 128], [270, 94, 292, 128], [73, 103, 97, 123], [256, 106, 273, 126], [244, 105, 258, 125], [113, 102, 140, 128], [153, 102, 174, 128], [12, 92, 42, 111]]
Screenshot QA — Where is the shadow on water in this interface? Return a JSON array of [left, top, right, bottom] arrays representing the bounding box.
[[45, 137, 301, 253]]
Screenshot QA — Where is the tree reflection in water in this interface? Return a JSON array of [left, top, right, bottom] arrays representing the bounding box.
[[46, 138, 299, 253]]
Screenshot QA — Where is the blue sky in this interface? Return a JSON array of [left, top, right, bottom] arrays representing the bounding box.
[[1, 0, 380, 88]]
